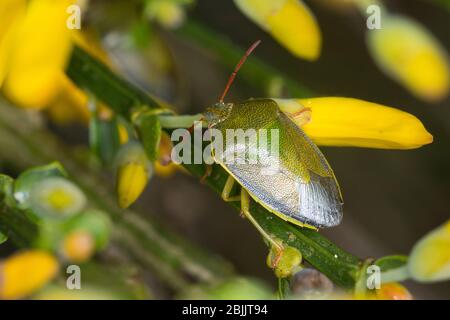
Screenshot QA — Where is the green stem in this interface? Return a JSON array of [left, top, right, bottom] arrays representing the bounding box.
[[66, 45, 362, 289], [159, 114, 203, 128], [381, 266, 410, 284]]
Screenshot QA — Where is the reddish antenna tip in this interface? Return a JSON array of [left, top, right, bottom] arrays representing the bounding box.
[[219, 40, 262, 103]]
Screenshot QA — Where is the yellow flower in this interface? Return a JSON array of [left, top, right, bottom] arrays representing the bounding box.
[[2, 0, 76, 109], [234, 0, 321, 61], [408, 220, 450, 282], [0, 1, 111, 120], [0, 0, 26, 87], [0, 250, 59, 300], [367, 15, 449, 102], [276, 97, 433, 150]]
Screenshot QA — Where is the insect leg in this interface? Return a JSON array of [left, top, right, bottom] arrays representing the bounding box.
[[221, 175, 240, 202], [240, 188, 284, 254], [200, 165, 213, 183]]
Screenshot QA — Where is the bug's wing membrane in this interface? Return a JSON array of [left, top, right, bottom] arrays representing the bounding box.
[[296, 172, 343, 227]]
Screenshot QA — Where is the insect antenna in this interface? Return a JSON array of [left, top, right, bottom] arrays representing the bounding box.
[[219, 40, 261, 103], [183, 40, 261, 139]]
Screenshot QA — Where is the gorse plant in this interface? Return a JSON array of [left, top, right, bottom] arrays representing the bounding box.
[[0, 0, 449, 300]]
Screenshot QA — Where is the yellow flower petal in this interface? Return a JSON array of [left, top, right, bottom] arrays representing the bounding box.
[[3, 0, 75, 109], [0, 0, 26, 87], [367, 15, 449, 102], [234, 0, 321, 60], [277, 97, 433, 149], [0, 251, 59, 300], [408, 220, 450, 282]]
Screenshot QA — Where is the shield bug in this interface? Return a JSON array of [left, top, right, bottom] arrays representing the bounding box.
[[195, 41, 343, 251]]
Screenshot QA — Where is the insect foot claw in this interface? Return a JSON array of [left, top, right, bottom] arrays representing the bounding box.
[[200, 165, 213, 184], [267, 243, 302, 278], [239, 210, 245, 219]]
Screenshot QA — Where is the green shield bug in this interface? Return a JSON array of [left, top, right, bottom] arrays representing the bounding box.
[[193, 41, 343, 252]]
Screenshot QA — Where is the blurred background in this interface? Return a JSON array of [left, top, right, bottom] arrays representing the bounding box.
[[0, 0, 449, 299]]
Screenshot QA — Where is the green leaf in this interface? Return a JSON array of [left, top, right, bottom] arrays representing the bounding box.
[[375, 255, 408, 273], [90, 114, 120, 166], [375, 255, 410, 283], [130, 20, 153, 49], [0, 231, 7, 245], [14, 162, 67, 209]]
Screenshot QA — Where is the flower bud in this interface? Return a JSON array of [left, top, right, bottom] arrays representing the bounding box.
[[145, 0, 186, 29], [29, 177, 86, 219], [62, 230, 95, 263], [375, 282, 413, 300], [115, 142, 151, 209], [291, 268, 334, 299], [408, 220, 450, 282]]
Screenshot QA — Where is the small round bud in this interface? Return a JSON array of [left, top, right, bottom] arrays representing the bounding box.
[[62, 231, 95, 263], [375, 283, 413, 300], [291, 268, 334, 299], [29, 177, 86, 219]]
